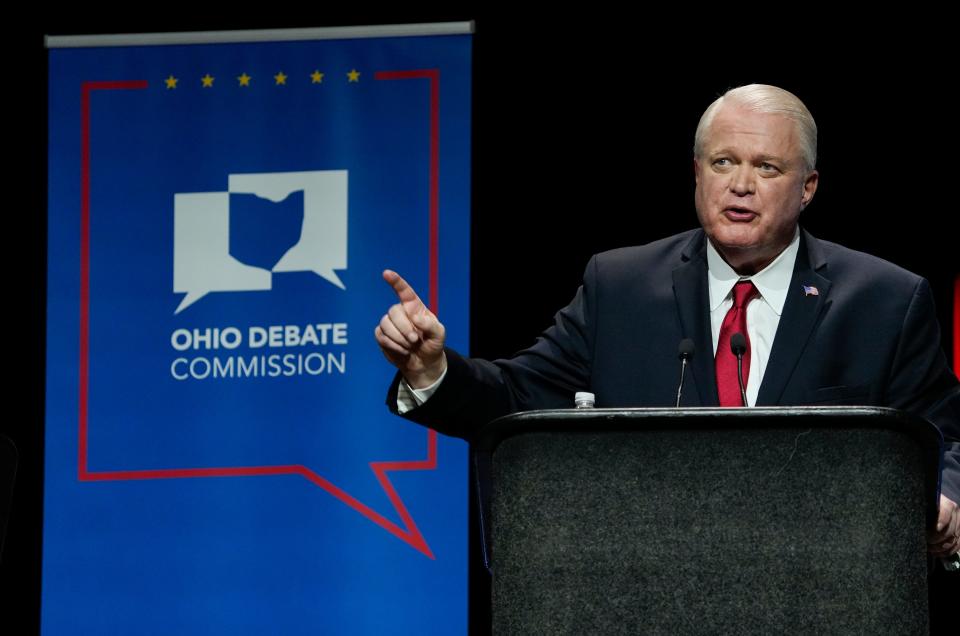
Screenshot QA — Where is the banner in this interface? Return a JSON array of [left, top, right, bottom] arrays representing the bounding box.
[[45, 25, 471, 634]]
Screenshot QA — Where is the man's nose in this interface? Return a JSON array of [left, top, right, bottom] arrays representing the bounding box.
[[729, 166, 755, 195]]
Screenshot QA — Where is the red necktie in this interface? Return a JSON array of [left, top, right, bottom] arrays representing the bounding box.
[[716, 280, 759, 406]]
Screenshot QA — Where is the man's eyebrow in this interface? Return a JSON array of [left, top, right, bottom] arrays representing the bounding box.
[[755, 153, 788, 163], [710, 148, 792, 165]]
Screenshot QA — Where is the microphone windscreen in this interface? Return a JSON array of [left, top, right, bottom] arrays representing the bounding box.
[[730, 332, 747, 355], [678, 338, 695, 360]]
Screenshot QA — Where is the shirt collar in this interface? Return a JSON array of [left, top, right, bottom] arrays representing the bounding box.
[[706, 227, 800, 316]]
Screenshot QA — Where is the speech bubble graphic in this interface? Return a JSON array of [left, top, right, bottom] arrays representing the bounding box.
[[173, 171, 348, 314], [229, 170, 348, 289], [71, 70, 458, 568], [173, 192, 272, 314]]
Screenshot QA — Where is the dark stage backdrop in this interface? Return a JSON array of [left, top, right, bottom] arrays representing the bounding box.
[[5, 11, 958, 635]]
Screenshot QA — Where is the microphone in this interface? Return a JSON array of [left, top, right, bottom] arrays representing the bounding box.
[[676, 339, 695, 407], [943, 552, 960, 572], [730, 333, 748, 407]]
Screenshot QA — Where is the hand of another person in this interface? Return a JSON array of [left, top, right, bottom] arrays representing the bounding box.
[[374, 270, 447, 389], [928, 494, 960, 557]]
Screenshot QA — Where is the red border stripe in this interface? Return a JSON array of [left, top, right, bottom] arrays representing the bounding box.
[[376, 70, 441, 314], [79, 81, 148, 477], [77, 73, 445, 558]]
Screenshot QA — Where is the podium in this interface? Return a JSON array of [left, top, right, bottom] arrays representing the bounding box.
[[473, 407, 942, 634]]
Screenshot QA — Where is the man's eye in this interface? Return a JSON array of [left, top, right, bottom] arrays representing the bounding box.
[[713, 158, 730, 166], [759, 162, 780, 173]]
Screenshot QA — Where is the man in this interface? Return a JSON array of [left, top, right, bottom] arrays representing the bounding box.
[[374, 84, 960, 557]]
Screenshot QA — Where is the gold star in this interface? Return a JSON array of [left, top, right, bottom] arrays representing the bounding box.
[[274, 71, 287, 86], [237, 73, 252, 87], [346, 69, 360, 83], [164, 75, 178, 89], [201, 74, 215, 88], [310, 70, 324, 84]]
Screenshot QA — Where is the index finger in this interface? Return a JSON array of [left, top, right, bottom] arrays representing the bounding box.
[[382, 269, 423, 305]]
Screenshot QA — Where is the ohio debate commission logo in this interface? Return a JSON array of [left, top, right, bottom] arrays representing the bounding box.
[[170, 169, 350, 382], [173, 170, 348, 314]]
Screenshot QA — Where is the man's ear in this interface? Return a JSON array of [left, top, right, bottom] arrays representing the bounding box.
[[800, 169, 819, 209]]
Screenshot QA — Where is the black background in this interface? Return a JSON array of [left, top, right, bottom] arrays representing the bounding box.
[[4, 10, 958, 633]]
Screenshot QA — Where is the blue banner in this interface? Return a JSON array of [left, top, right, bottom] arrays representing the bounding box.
[[45, 30, 471, 635]]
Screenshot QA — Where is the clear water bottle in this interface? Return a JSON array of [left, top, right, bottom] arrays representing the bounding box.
[[574, 391, 595, 409]]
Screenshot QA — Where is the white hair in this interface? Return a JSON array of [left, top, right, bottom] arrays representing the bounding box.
[[694, 84, 818, 173]]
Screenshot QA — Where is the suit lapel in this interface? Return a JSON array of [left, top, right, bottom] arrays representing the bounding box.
[[756, 229, 832, 405], [672, 230, 718, 407]]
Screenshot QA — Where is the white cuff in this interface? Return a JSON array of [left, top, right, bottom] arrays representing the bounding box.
[[396, 367, 448, 414]]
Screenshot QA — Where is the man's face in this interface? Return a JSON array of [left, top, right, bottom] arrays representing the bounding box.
[[694, 104, 818, 274]]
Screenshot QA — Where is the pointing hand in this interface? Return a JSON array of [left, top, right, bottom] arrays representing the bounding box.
[[374, 270, 447, 388]]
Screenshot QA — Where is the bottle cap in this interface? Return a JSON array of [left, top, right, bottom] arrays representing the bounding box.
[[574, 391, 595, 404]]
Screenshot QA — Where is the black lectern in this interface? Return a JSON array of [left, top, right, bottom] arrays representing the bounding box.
[[473, 407, 942, 635]]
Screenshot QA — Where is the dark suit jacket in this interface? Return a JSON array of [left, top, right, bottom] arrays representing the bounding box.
[[389, 228, 960, 501]]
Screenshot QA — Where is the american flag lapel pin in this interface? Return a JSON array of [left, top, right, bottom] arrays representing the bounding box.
[[802, 285, 819, 296]]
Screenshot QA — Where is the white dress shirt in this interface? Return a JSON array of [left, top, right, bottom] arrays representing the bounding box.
[[706, 229, 800, 406], [397, 366, 446, 413]]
